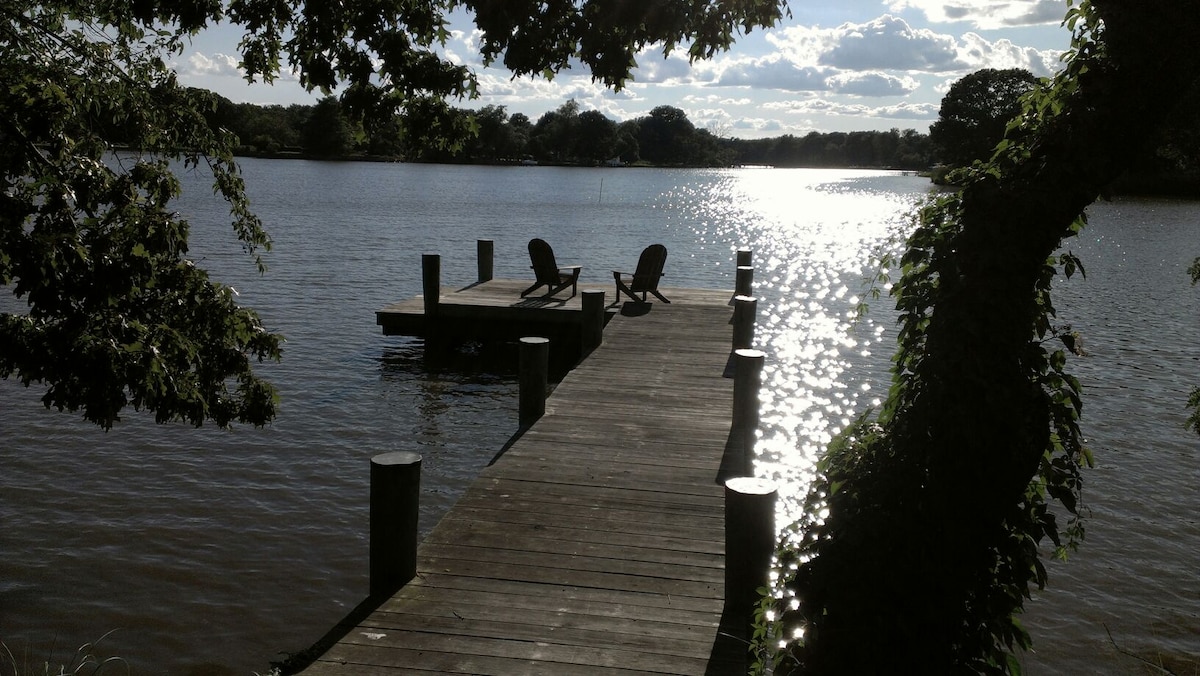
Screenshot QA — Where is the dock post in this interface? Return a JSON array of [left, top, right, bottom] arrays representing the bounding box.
[[731, 348, 765, 476], [370, 451, 422, 597], [581, 290, 605, 358], [735, 265, 754, 298], [736, 247, 753, 268], [724, 477, 777, 657], [477, 239, 494, 283], [732, 295, 758, 350], [422, 254, 440, 318], [519, 337, 550, 427]]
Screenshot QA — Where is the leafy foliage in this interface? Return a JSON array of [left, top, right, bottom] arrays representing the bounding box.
[[930, 68, 1039, 169], [766, 1, 1200, 672], [0, 3, 281, 428]]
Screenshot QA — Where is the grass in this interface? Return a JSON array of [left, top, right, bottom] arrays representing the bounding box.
[[0, 632, 127, 676], [1104, 625, 1200, 676]]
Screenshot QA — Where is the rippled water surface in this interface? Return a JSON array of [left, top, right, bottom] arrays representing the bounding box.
[[2, 161, 1198, 674]]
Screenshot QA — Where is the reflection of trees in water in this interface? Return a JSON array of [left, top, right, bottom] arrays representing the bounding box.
[[379, 338, 520, 381], [376, 337, 525, 533], [378, 337, 519, 418]]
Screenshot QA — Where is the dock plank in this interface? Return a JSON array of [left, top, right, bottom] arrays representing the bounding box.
[[300, 286, 746, 674]]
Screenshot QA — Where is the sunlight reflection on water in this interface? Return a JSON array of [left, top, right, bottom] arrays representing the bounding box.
[[658, 169, 926, 527]]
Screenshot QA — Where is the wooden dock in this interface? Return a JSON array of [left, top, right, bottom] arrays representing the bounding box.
[[298, 280, 766, 674]]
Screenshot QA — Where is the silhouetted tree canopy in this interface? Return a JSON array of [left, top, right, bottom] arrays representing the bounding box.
[[930, 68, 1039, 168]]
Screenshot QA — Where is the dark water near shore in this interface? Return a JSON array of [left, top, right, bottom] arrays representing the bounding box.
[[1, 161, 1197, 674]]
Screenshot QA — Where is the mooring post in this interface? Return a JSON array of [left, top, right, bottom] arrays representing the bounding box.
[[735, 265, 754, 298], [581, 290, 605, 358], [724, 477, 777, 649], [736, 247, 753, 268], [519, 336, 550, 427], [477, 239, 494, 283], [731, 348, 765, 477], [732, 295, 758, 350], [369, 451, 422, 597], [422, 253, 440, 318]]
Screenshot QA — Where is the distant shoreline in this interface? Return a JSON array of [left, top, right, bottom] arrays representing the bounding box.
[[230, 149, 923, 172]]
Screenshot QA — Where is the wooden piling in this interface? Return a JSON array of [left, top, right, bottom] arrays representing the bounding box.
[[369, 451, 422, 597], [735, 265, 754, 298], [519, 336, 550, 427], [581, 290, 605, 358], [732, 295, 757, 350], [736, 248, 752, 268], [422, 254, 440, 318], [731, 348, 765, 477], [724, 477, 777, 651], [477, 239, 494, 283]]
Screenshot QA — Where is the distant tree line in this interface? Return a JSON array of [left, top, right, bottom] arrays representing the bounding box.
[[206, 93, 935, 169]]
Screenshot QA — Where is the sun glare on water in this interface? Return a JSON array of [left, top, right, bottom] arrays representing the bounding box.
[[667, 168, 923, 527]]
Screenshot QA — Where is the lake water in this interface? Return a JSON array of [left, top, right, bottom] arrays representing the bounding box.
[[1, 161, 1197, 675]]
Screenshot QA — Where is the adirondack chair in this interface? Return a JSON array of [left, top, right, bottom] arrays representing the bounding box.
[[613, 244, 670, 304], [520, 238, 582, 298]]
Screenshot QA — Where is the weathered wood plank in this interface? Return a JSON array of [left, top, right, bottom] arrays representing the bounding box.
[[414, 555, 721, 598], [441, 501, 723, 543], [416, 540, 723, 582], [423, 519, 723, 558], [311, 638, 704, 675], [374, 584, 724, 633], [404, 572, 724, 615], [316, 630, 711, 673], [349, 611, 717, 657], [469, 476, 724, 509]]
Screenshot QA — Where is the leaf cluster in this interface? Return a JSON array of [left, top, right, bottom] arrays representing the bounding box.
[[1, 3, 284, 428], [465, 0, 788, 89]]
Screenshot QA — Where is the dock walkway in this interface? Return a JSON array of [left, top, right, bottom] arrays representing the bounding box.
[[303, 287, 750, 674]]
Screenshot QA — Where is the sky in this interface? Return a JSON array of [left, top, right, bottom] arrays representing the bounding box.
[[175, 0, 1075, 139]]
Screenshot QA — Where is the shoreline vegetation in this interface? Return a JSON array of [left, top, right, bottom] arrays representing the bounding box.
[[229, 147, 1200, 199], [208, 92, 934, 172], [214, 92, 1200, 198]]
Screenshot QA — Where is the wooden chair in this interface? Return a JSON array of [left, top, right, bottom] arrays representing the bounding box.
[[613, 244, 670, 304], [521, 238, 582, 298]]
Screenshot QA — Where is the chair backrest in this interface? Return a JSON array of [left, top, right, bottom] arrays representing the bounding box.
[[528, 238, 560, 282], [631, 244, 667, 291]]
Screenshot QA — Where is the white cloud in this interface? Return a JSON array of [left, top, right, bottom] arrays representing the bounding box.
[[689, 107, 734, 128], [764, 23, 836, 66], [887, 0, 1065, 29], [715, 55, 831, 92], [762, 14, 1062, 80], [764, 98, 938, 121], [446, 29, 489, 69], [634, 51, 697, 83], [465, 70, 644, 124], [957, 34, 1061, 76], [732, 117, 787, 134], [871, 101, 940, 120], [182, 52, 242, 77], [818, 15, 963, 72], [827, 71, 920, 97]]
